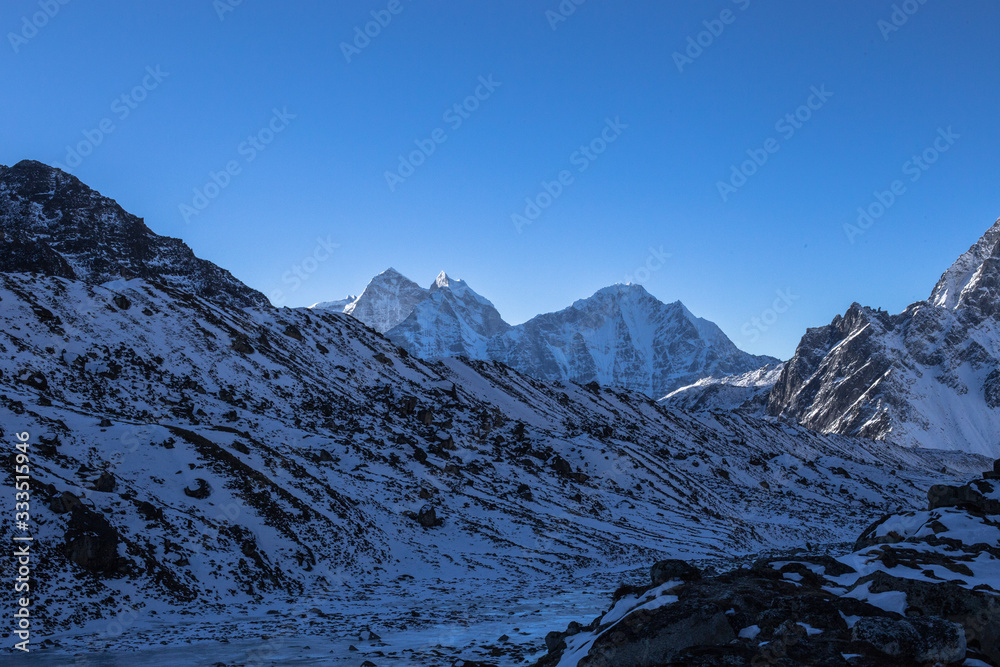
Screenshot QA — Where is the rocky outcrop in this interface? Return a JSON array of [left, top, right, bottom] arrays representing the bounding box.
[[533, 462, 1000, 666]]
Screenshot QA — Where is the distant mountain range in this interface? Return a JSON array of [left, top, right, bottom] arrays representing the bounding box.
[[314, 270, 778, 399], [321, 217, 1000, 457], [5, 159, 1000, 459]]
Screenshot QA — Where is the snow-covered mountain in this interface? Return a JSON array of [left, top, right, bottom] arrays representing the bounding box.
[[323, 271, 777, 399], [325, 267, 427, 333], [1, 163, 987, 664], [489, 284, 778, 398], [314, 269, 510, 357], [767, 218, 1000, 456], [0, 160, 268, 309], [387, 271, 511, 358]]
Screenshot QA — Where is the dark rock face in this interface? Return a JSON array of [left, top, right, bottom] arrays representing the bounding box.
[[851, 616, 966, 664], [986, 369, 1000, 409], [0, 160, 268, 309], [765, 303, 897, 440], [928, 478, 1000, 514]]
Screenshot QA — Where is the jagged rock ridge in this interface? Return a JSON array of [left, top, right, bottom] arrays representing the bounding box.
[[766, 218, 1000, 456], [0, 161, 269, 309]]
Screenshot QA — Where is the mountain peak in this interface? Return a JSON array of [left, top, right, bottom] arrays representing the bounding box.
[[342, 269, 427, 333], [930, 218, 1000, 311], [0, 160, 268, 309], [432, 271, 453, 290]]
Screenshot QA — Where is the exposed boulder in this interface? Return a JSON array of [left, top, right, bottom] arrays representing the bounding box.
[[63, 505, 123, 574], [49, 491, 82, 515], [650, 559, 701, 586], [417, 504, 440, 528], [928, 478, 1000, 514], [183, 478, 211, 500], [92, 471, 116, 493]]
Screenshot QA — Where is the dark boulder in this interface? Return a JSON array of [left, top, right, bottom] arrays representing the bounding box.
[[928, 479, 1000, 514], [852, 616, 966, 664], [550, 456, 572, 477], [417, 504, 440, 528], [183, 478, 211, 500], [230, 338, 254, 355], [282, 324, 304, 341], [49, 491, 82, 515], [650, 559, 702, 587], [92, 471, 117, 493], [63, 506, 122, 574]]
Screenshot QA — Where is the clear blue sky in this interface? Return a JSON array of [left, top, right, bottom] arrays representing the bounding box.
[[3, 0, 999, 359]]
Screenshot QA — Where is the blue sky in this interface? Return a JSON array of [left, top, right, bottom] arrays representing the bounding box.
[[3, 0, 999, 358]]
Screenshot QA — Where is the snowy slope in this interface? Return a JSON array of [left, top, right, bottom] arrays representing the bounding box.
[[0, 272, 985, 649], [661, 363, 785, 412], [309, 294, 357, 312], [768, 218, 1000, 456]]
